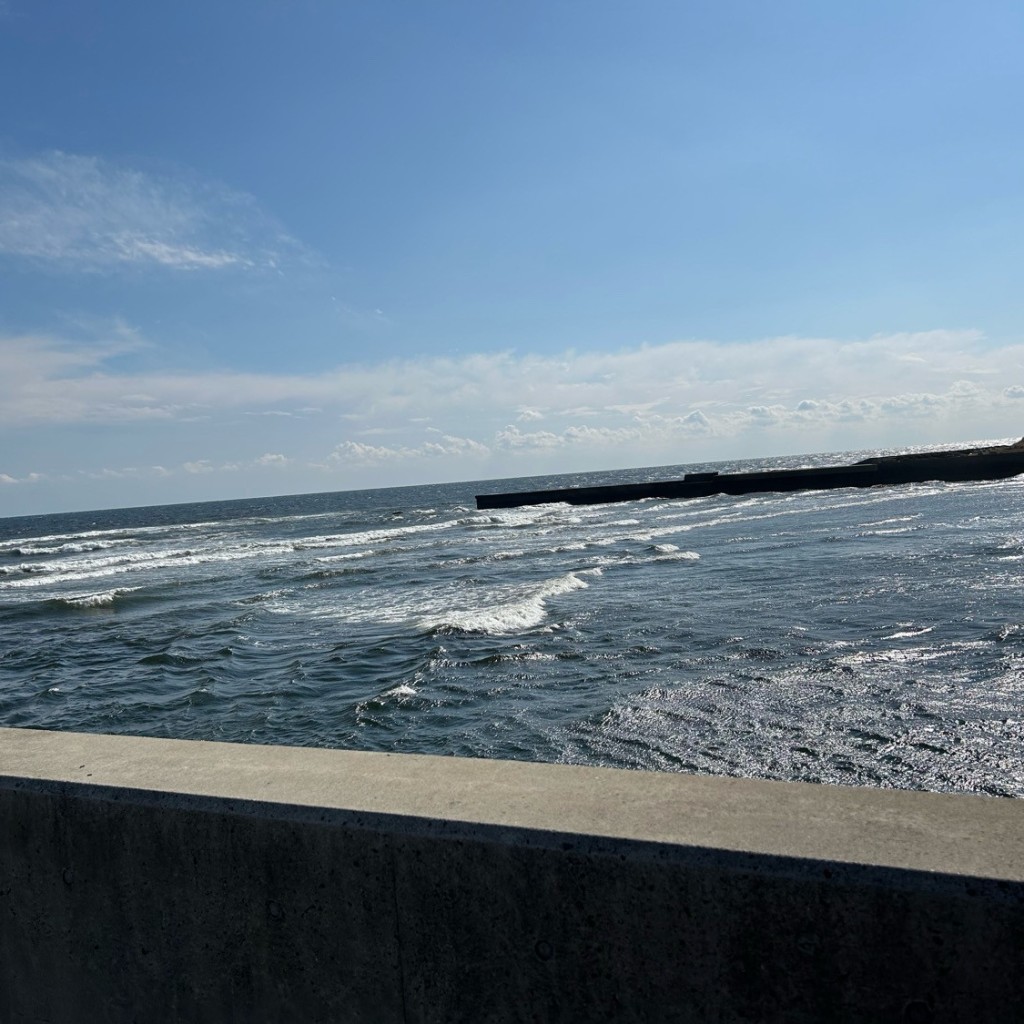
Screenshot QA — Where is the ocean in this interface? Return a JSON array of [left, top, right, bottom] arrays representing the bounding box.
[[2, 446, 1023, 797]]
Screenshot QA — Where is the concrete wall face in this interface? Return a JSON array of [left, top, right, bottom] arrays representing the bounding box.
[[387, 830, 1024, 1024], [1, 787, 401, 1023], [3, 729, 1024, 1023]]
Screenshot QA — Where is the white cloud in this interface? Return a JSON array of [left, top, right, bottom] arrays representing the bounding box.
[[432, 433, 490, 456], [6, 329, 1024, 440], [111, 237, 244, 270], [0, 470, 46, 485], [0, 151, 291, 272], [494, 425, 562, 451], [879, 393, 944, 415], [681, 410, 712, 432], [330, 433, 490, 466], [3, 328, 1024, 500], [746, 405, 786, 424], [331, 441, 413, 464]]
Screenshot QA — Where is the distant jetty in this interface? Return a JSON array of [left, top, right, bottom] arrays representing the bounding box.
[[475, 439, 1024, 510]]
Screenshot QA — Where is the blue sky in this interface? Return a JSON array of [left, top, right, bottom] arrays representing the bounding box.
[[2, 0, 1024, 515]]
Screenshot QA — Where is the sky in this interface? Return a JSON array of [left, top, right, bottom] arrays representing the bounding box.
[[2, 0, 1024, 516]]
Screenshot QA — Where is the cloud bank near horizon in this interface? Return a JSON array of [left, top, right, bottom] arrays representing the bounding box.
[[3, 328, 1024, 508]]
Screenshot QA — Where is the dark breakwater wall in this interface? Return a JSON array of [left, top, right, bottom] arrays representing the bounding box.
[[476, 448, 1024, 509], [3, 728, 1024, 1023]]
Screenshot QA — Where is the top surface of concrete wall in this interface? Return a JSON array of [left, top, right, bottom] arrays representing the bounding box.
[[3, 726, 1023, 882]]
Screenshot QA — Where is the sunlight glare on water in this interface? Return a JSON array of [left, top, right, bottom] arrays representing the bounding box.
[[2, 449, 1024, 797]]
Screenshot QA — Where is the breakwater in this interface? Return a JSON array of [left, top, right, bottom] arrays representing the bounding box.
[[476, 443, 1024, 509], [3, 727, 1024, 1023]]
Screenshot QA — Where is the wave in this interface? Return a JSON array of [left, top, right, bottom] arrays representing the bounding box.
[[468, 505, 573, 529], [836, 646, 950, 668], [2, 540, 119, 558], [657, 549, 700, 561], [0, 563, 50, 576], [0, 540, 303, 590], [293, 519, 459, 550], [0, 520, 228, 550], [51, 587, 141, 609], [652, 543, 702, 559], [314, 549, 378, 563], [418, 570, 597, 635], [382, 684, 417, 698], [859, 515, 922, 528], [1, 506, 396, 547], [882, 625, 934, 640], [857, 526, 924, 537]]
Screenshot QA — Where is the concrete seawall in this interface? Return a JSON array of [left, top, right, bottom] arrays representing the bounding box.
[[2, 728, 1024, 1022], [475, 450, 1024, 509]]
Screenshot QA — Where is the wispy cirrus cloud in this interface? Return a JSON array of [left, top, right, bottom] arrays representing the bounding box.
[[0, 151, 295, 273]]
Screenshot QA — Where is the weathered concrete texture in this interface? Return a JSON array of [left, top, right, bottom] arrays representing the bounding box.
[[2, 728, 1024, 1023]]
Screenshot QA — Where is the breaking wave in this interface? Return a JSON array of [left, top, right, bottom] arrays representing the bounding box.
[[51, 588, 141, 609], [3, 453, 1024, 796], [419, 571, 596, 635]]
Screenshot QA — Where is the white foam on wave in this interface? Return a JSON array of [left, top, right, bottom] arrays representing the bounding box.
[[265, 565, 601, 637], [56, 587, 140, 608], [238, 587, 292, 605], [859, 526, 922, 537], [589, 548, 701, 569], [645, 501, 706, 514], [586, 553, 636, 569], [418, 570, 598, 635], [419, 573, 598, 634], [1, 519, 235, 551], [0, 540, 301, 591], [469, 505, 573, 530], [2, 539, 119, 557], [2, 528, 138, 549], [295, 519, 459, 550], [644, 542, 701, 561], [440, 548, 531, 568], [860, 515, 922, 528], [882, 626, 934, 640], [0, 563, 49, 576], [315, 549, 377, 563], [579, 515, 720, 549], [2, 509, 446, 577], [382, 684, 417, 698], [637, 491, 939, 541], [837, 646, 947, 667], [645, 505, 745, 525], [490, 549, 528, 561]]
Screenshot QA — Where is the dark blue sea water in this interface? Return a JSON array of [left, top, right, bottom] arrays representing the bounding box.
[[3, 446, 1024, 796]]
